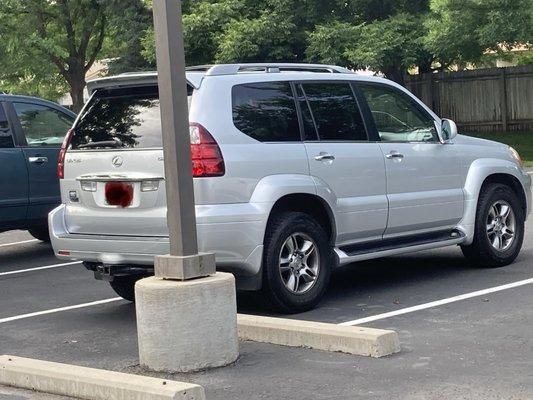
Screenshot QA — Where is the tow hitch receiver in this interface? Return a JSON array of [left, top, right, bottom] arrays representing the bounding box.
[[83, 262, 153, 282], [95, 264, 113, 282]]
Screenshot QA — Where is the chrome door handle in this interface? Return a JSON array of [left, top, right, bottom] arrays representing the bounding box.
[[29, 156, 48, 164], [314, 153, 336, 162], [385, 151, 404, 160]]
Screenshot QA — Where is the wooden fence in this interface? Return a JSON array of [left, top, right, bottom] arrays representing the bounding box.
[[405, 65, 533, 133]]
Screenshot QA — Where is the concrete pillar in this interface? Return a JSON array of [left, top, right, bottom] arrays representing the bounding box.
[[136, 274, 239, 372], [135, 0, 239, 373]]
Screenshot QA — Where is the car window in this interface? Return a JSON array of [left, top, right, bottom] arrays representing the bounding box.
[[13, 102, 74, 147], [72, 86, 163, 150], [300, 82, 367, 141], [232, 82, 300, 142], [71, 85, 194, 150], [0, 105, 14, 148], [358, 83, 438, 143]]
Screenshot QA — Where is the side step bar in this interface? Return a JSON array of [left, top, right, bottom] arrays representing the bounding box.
[[335, 230, 467, 266]]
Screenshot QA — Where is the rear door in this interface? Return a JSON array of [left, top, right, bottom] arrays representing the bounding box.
[[357, 82, 464, 238], [11, 101, 75, 224], [0, 102, 28, 227], [298, 81, 388, 246], [62, 85, 169, 236]]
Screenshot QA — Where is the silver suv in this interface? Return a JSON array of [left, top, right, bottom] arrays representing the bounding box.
[[50, 64, 531, 313]]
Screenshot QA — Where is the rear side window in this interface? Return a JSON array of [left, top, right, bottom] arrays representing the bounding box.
[[301, 82, 367, 141], [72, 86, 170, 150], [0, 105, 14, 148], [232, 82, 300, 142], [13, 102, 73, 147]]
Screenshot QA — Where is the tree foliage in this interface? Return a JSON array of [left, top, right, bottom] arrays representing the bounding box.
[[141, 0, 438, 82], [425, 0, 533, 68], [106, 1, 154, 75], [0, 0, 151, 111], [1, 0, 532, 104]]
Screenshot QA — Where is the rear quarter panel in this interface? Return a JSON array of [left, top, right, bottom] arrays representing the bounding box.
[[190, 76, 310, 205]]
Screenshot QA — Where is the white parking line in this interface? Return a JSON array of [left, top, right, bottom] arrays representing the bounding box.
[[2, 276, 533, 327], [0, 239, 39, 248], [340, 277, 533, 326], [0, 298, 123, 324], [0, 261, 82, 277]]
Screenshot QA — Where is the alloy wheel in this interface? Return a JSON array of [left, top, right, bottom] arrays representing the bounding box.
[[486, 200, 516, 252], [278, 232, 320, 294]]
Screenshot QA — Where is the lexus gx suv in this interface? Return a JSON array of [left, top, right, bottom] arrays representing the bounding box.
[[49, 64, 531, 313]]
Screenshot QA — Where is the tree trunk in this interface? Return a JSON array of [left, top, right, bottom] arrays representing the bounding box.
[[418, 59, 433, 74], [69, 78, 86, 113], [384, 67, 406, 86]]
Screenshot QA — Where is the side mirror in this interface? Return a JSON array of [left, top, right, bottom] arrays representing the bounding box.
[[440, 119, 458, 143]]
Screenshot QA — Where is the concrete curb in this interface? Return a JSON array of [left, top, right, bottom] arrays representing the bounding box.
[[0, 355, 205, 400], [237, 315, 400, 358]]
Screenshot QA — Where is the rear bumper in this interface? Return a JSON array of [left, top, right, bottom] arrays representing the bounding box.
[[49, 203, 270, 288]]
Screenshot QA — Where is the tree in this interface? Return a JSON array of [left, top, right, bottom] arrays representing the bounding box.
[[425, 0, 533, 68], [307, 13, 430, 83], [0, 0, 152, 112], [215, 8, 297, 63], [106, 1, 155, 75], [347, 14, 429, 83], [305, 22, 361, 69], [0, 22, 68, 100], [141, 0, 355, 65], [141, 0, 435, 82], [0, 0, 112, 112]]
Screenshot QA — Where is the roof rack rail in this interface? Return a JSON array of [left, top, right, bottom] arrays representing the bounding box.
[[203, 64, 352, 76], [186, 65, 215, 72]]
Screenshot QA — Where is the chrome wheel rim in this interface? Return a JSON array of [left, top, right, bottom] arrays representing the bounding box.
[[486, 200, 516, 252], [279, 232, 320, 294]]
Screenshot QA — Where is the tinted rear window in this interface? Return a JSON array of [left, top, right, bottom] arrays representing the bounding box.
[[232, 82, 300, 142], [72, 86, 192, 150], [301, 82, 367, 141]]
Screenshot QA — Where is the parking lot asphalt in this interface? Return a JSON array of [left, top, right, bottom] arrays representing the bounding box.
[[1, 226, 532, 399]]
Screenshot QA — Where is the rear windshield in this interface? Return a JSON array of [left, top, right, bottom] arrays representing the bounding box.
[[71, 85, 192, 150]]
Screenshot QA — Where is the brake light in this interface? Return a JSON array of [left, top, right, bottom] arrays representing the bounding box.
[[190, 123, 225, 177], [58, 128, 74, 179]]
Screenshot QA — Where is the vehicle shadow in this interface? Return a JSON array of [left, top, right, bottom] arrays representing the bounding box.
[[327, 248, 470, 297], [237, 246, 475, 317]]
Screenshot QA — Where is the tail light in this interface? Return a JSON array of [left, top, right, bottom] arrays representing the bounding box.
[[57, 128, 74, 179], [190, 123, 225, 177]]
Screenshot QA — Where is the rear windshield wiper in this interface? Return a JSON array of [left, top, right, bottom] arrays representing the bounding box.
[[78, 140, 122, 149]]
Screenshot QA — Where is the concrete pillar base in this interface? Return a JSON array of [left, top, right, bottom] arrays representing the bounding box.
[[135, 273, 239, 373], [154, 253, 216, 280]]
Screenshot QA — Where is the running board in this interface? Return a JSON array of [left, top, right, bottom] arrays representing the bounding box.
[[336, 230, 467, 265]]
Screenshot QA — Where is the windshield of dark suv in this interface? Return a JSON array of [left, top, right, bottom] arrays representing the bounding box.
[[71, 85, 192, 150]]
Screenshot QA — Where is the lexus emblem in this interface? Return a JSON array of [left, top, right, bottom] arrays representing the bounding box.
[[112, 156, 124, 168]]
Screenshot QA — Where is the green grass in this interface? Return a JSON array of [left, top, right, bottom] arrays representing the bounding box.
[[463, 131, 533, 167]]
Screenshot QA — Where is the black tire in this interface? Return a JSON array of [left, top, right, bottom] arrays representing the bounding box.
[[261, 212, 333, 313], [461, 183, 525, 268], [28, 225, 50, 242], [109, 276, 143, 302]]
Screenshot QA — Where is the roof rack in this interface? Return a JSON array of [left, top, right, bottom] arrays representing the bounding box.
[[186, 65, 215, 73], [199, 64, 352, 76]]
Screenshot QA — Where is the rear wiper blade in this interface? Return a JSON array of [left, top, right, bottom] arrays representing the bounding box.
[[78, 140, 122, 149]]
